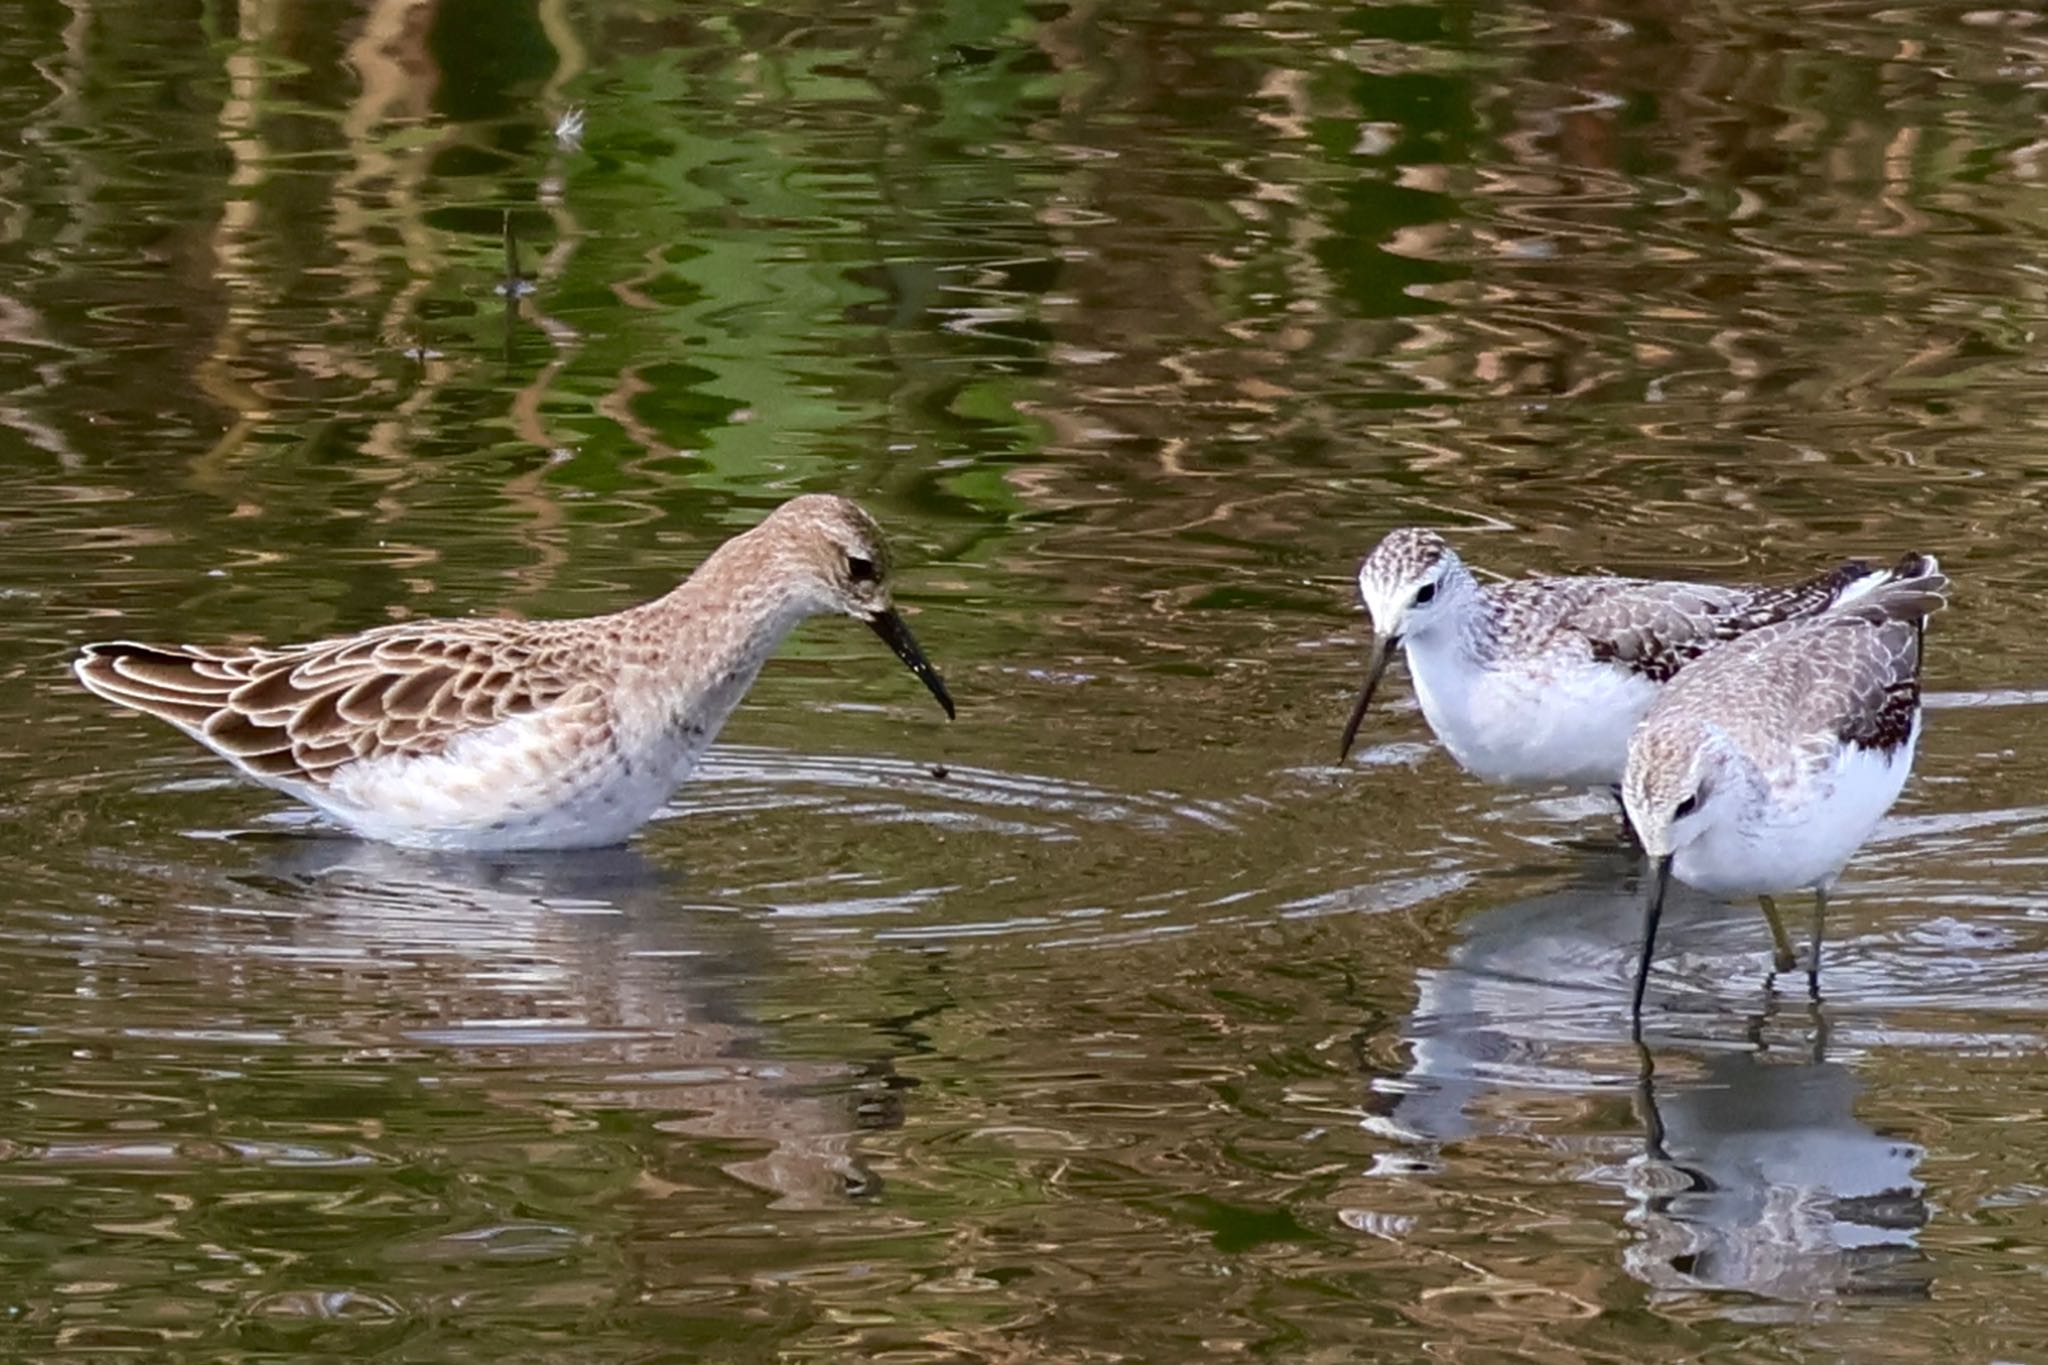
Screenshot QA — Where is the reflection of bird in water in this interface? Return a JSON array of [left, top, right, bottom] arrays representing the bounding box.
[[1363, 869, 1927, 1304], [1624, 559, 1944, 1016], [1339, 528, 1931, 837], [74, 495, 954, 851], [248, 838, 903, 1211], [1629, 1040, 1927, 1305]]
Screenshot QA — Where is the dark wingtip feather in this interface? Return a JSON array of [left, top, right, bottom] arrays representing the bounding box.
[[78, 641, 222, 692], [1890, 550, 1939, 581], [1838, 557, 1948, 629], [76, 641, 164, 696], [76, 639, 161, 681], [74, 641, 234, 733]]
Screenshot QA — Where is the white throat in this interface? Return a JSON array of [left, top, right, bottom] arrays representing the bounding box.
[[1396, 591, 1486, 719]]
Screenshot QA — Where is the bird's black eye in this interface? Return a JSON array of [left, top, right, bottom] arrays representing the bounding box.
[[1673, 794, 1699, 820], [1411, 582, 1437, 607], [846, 555, 878, 584]]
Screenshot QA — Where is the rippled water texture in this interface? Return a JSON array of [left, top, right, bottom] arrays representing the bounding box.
[[4, 0, 2048, 1358]]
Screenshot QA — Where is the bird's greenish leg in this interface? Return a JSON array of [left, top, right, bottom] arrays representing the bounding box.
[[1757, 895, 1798, 974], [1806, 887, 1828, 998]]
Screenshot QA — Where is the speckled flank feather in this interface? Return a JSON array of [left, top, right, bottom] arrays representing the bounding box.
[[1474, 556, 1918, 684], [77, 622, 609, 788], [1649, 558, 1944, 772], [73, 494, 954, 851]]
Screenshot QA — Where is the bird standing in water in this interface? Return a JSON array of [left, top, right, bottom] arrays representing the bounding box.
[[1620, 557, 1944, 1016], [74, 495, 955, 852], [1340, 528, 1935, 836]]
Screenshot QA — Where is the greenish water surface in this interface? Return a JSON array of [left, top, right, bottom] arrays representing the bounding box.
[[3, 0, 2048, 1359]]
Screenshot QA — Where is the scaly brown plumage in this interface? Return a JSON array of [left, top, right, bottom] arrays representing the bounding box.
[[75, 495, 955, 851]]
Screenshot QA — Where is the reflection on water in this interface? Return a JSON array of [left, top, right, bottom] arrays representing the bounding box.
[[0, 837, 913, 1353], [1373, 870, 1929, 1307], [255, 841, 896, 1211], [5, 0, 2048, 1356], [1631, 1048, 1927, 1307]]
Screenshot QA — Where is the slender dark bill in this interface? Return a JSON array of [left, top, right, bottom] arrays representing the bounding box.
[[1337, 633, 1398, 762], [1632, 854, 1674, 1021], [868, 609, 956, 719]]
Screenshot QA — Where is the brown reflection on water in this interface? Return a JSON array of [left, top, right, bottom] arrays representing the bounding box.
[[0, 838, 900, 1348]]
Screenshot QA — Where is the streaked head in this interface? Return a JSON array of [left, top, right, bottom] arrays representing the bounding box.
[[1620, 716, 1726, 861], [1622, 713, 1735, 1019], [1338, 528, 1470, 761], [1356, 528, 1462, 631], [757, 494, 899, 611], [755, 494, 955, 719]]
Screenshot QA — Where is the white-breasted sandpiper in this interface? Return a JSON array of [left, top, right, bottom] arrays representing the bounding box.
[[1621, 556, 1945, 1016], [1340, 528, 1935, 833]]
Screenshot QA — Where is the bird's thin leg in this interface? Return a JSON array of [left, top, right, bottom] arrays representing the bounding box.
[[1633, 1036, 1668, 1160], [1757, 894, 1797, 974], [1806, 886, 1828, 999], [1610, 785, 1639, 846]]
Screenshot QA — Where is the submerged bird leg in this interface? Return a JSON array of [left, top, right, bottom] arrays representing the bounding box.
[[1757, 895, 1798, 974], [1806, 887, 1828, 999], [1632, 1038, 1669, 1160], [1609, 785, 1639, 846]]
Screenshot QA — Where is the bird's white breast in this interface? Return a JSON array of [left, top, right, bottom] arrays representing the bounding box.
[[1406, 636, 1660, 788], [1674, 720, 1920, 899]]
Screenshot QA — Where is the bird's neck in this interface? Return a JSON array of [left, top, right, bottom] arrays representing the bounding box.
[[1399, 588, 1496, 736], [618, 528, 822, 724], [1409, 585, 1491, 672]]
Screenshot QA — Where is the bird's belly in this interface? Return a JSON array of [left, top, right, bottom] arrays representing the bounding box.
[[312, 712, 700, 852], [1675, 737, 1918, 899], [1414, 659, 1657, 789]]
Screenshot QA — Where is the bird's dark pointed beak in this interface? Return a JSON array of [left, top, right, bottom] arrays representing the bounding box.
[[1337, 632, 1398, 762], [1632, 854, 1674, 1021], [867, 608, 955, 719]]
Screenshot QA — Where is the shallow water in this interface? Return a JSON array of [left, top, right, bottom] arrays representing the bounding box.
[[4, 0, 2048, 1358]]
